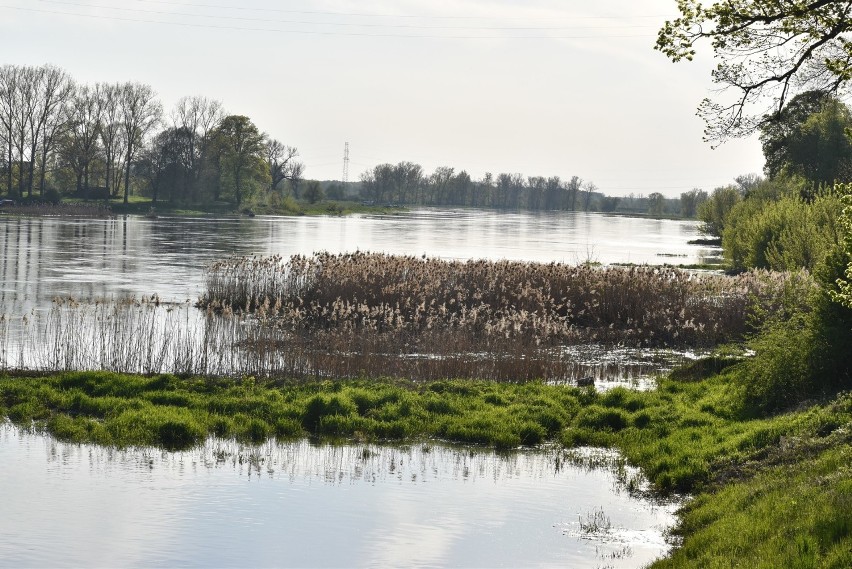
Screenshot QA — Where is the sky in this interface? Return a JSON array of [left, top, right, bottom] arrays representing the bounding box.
[[0, 0, 766, 197]]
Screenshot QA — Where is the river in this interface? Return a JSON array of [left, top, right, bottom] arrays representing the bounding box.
[[0, 209, 697, 567]]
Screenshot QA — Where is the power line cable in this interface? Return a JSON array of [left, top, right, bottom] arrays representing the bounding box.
[[35, 0, 664, 31], [0, 4, 658, 39], [127, 0, 675, 21]]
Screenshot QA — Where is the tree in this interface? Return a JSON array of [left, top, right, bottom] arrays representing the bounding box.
[[172, 96, 223, 202], [566, 176, 582, 211], [119, 82, 162, 204], [60, 83, 103, 197], [99, 83, 125, 198], [265, 138, 302, 194], [0, 65, 20, 197], [760, 90, 831, 179], [680, 188, 708, 218], [30, 65, 74, 197], [582, 181, 598, 211], [648, 192, 667, 217], [136, 127, 192, 204], [392, 161, 422, 204], [656, 1, 852, 141], [360, 163, 394, 203], [214, 115, 267, 207], [429, 166, 454, 205], [303, 180, 323, 204], [784, 98, 852, 187], [698, 185, 742, 236]]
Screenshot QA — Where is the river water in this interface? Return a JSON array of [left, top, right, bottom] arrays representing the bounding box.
[[0, 210, 698, 566], [0, 424, 677, 568], [0, 209, 717, 314]]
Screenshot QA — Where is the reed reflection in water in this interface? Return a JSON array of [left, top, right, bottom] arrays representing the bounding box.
[[0, 423, 677, 568], [0, 299, 702, 384]]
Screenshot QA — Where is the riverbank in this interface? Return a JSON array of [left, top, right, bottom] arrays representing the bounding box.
[[0, 197, 407, 218], [1, 363, 849, 566]]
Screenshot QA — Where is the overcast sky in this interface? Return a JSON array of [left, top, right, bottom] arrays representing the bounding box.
[[0, 0, 765, 197]]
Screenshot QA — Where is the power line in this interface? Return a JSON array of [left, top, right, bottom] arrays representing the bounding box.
[[0, 4, 659, 39], [34, 0, 665, 32], [127, 0, 675, 22]]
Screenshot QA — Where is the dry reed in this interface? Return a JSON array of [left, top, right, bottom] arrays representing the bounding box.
[[199, 252, 813, 348]]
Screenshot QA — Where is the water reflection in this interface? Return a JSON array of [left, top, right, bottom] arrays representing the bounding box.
[[0, 424, 677, 568], [0, 210, 719, 315]]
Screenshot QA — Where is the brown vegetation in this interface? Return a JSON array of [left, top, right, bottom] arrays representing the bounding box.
[[200, 252, 811, 348]]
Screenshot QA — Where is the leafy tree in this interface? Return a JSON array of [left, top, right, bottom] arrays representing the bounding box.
[[784, 98, 852, 187], [325, 182, 345, 200], [760, 91, 831, 179], [698, 185, 742, 236], [136, 127, 193, 204], [213, 115, 268, 207], [657, 0, 852, 141], [680, 188, 708, 217]]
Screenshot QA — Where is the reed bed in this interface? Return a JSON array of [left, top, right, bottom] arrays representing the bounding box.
[[200, 252, 813, 349], [0, 254, 811, 383]]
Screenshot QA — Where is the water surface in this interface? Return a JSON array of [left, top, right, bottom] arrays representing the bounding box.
[[0, 424, 677, 568], [0, 209, 719, 315]]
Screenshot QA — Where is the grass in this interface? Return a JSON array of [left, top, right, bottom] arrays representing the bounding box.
[[1, 365, 850, 566]]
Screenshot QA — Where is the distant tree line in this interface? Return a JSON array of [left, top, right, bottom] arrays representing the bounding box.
[[0, 64, 303, 207], [355, 162, 701, 217]]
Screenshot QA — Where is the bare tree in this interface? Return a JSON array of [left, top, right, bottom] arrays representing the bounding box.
[[582, 181, 598, 212], [566, 176, 582, 211], [11, 66, 38, 197], [30, 65, 74, 196], [0, 65, 20, 196], [99, 83, 123, 197], [173, 95, 223, 201], [119, 82, 162, 203], [265, 138, 302, 193], [61, 83, 103, 197]]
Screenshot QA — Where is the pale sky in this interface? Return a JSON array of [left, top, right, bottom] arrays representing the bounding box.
[[0, 0, 765, 197]]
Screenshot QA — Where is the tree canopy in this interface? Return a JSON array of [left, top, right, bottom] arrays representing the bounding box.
[[760, 92, 852, 185], [657, 0, 852, 141]]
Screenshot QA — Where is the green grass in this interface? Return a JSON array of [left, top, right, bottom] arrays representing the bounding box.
[[1, 365, 850, 566]]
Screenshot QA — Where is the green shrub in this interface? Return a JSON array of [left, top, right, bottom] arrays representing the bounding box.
[[723, 192, 842, 271]]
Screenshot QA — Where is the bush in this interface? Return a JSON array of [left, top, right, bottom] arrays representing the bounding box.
[[723, 192, 843, 271]]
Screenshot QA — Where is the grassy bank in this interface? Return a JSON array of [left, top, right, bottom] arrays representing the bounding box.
[[1, 363, 850, 566]]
